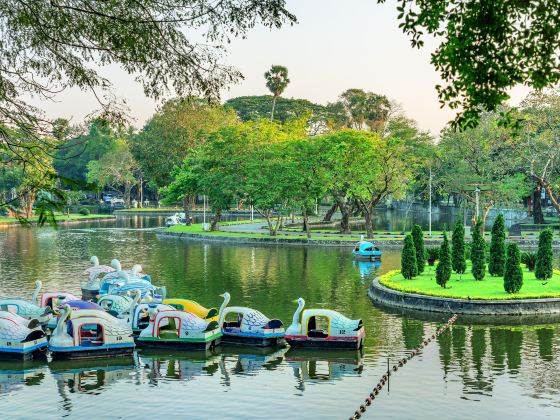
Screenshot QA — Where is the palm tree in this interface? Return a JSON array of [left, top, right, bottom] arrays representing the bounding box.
[[264, 65, 290, 122]]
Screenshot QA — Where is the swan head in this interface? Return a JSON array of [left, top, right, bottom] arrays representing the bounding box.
[[90, 256, 99, 267], [131, 264, 142, 276], [117, 270, 130, 283], [220, 292, 230, 299], [35, 280, 42, 289], [111, 259, 122, 271]]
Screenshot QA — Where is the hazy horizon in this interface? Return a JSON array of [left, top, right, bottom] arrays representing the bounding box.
[[31, 0, 530, 135]]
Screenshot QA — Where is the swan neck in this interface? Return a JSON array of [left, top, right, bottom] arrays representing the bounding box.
[[32, 282, 41, 305], [291, 299, 305, 328], [218, 294, 230, 326], [55, 307, 70, 335]]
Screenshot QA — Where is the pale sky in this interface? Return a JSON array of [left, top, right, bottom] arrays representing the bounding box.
[[34, 0, 530, 135]]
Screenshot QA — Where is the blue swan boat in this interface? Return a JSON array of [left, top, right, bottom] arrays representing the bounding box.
[[217, 292, 285, 347], [0, 311, 48, 360], [352, 241, 382, 259]]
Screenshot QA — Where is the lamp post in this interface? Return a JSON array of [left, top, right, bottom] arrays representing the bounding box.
[[474, 187, 481, 221], [203, 194, 207, 231], [428, 167, 432, 236]]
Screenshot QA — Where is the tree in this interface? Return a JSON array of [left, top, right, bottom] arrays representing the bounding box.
[[411, 225, 426, 274], [437, 111, 529, 229], [471, 219, 486, 280], [335, 89, 392, 132], [382, 0, 560, 128], [130, 98, 238, 191], [436, 231, 452, 288], [264, 65, 290, 122], [489, 214, 507, 276], [86, 140, 140, 208], [504, 243, 523, 294], [535, 229, 554, 280], [401, 234, 418, 279], [451, 220, 467, 275]]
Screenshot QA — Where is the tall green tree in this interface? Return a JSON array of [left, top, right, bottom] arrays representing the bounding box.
[[336, 89, 392, 132], [451, 220, 467, 274], [401, 234, 418, 279], [130, 98, 238, 191], [411, 224, 426, 274], [383, 0, 560, 128], [489, 214, 507, 276], [504, 243, 523, 294], [264, 65, 290, 122], [471, 219, 486, 280], [436, 231, 452, 288], [535, 229, 554, 280]]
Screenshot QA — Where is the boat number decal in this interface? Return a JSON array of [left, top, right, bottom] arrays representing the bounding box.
[[340, 330, 346, 335], [184, 331, 188, 336], [6, 342, 11, 346], [116, 336, 122, 341]]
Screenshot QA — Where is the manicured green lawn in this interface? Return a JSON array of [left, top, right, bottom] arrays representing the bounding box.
[[380, 265, 560, 300], [0, 213, 114, 223], [165, 223, 360, 241]]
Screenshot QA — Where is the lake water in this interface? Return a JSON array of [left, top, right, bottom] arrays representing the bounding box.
[[0, 215, 559, 419]]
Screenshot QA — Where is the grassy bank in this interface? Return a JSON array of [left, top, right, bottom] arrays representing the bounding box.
[[165, 223, 360, 241], [379, 267, 560, 300]]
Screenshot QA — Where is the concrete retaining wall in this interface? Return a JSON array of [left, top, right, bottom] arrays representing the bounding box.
[[368, 277, 560, 315]]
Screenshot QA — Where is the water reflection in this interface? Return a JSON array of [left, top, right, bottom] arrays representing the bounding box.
[[352, 260, 381, 278], [0, 361, 46, 395]]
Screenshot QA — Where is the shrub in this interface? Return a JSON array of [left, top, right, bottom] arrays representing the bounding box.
[[401, 234, 418, 279], [471, 219, 486, 280], [436, 231, 452, 288], [535, 229, 554, 280], [411, 224, 426, 274], [426, 247, 440, 266], [464, 242, 472, 260], [504, 243, 523, 293], [489, 214, 506, 276], [521, 252, 537, 271], [78, 207, 90, 216], [451, 220, 466, 274]]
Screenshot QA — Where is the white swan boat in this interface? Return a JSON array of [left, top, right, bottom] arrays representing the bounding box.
[[0, 311, 48, 360], [285, 298, 365, 349], [48, 304, 135, 360], [217, 292, 285, 347]]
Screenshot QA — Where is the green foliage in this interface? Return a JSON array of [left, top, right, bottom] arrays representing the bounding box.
[[411, 224, 426, 273], [130, 98, 238, 189], [78, 207, 90, 216], [386, 0, 560, 128], [504, 243, 523, 294], [471, 220, 486, 280], [436, 231, 452, 288], [535, 229, 554, 280], [489, 214, 506, 276], [521, 252, 537, 271], [401, 234, 418, 279], [426, 247, 440, 266], [451, 220, 466, 274]]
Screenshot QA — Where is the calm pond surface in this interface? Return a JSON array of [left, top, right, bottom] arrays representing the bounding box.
[[1, 215, 559, 419]]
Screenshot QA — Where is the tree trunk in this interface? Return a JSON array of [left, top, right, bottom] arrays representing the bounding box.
[[270, 95, 277, 122], [364, 207, 374, 238], [545, 184, 560, 215], [533, 184, 545, 224], [323, 202, 338, 222], [124, 184, 131, 208], [303, 210, 311, 238], [339, 205, 351, 234], [210, 209, 221, 231], [481, 204, 492, 234], [137, 177, 143, 208]]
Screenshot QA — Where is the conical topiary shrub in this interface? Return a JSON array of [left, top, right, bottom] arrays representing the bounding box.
[[451, 220, 466, 274], [401, 234, 418, 279], [471, 219, 486, 280], [504, 243, 523, 293], [535, 229, 553, 280], [411, 224, 426, 274], [436, 231, 452, 288], [489, 214, 506, 276]]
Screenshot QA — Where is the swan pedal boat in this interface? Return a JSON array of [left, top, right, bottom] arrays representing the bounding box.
[[352, 241, 382, 259], [218, 293, 285, 348], [163, 298, 219, 322], [81, 256, 115, 300], [49, 305, 135, 360], [285, 298, 365, 350], [137, 307, 221, 351], [0, 312, 48, 360], [0, 281, 53, 323]]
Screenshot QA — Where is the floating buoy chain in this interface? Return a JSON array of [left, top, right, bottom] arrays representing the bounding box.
[[349, 314, 458, 420]]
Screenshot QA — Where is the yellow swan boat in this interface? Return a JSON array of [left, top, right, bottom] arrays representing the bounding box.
[[163, 298, 219, 322]]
